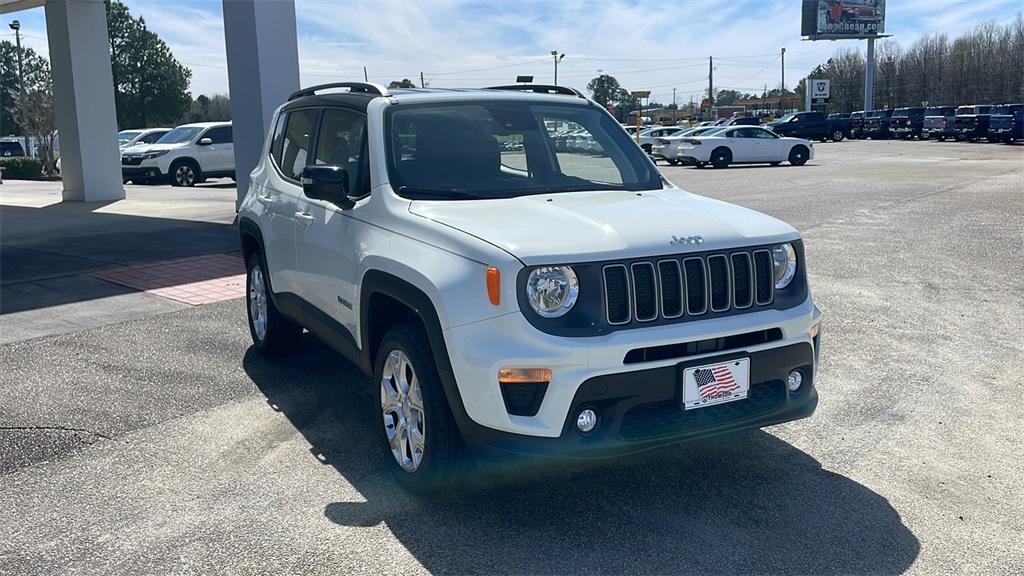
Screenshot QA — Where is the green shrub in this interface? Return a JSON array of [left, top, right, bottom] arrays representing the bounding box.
[[0, 157, 44, 179]]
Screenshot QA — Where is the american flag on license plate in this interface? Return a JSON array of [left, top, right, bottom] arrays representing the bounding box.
[[693, 365, 739, 399]]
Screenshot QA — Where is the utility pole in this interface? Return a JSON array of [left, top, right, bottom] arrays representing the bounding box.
[[420, 72, 425, 88], [672, 88, 677, 124], [780, 47, 786, 115], [551, 50, 565, 85], [8, 20, 23, 97], [363, 66, 368, 82], [708, 56, 714, 118], [864, 37, 875, 112]]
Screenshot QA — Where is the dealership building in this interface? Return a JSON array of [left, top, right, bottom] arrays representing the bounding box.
[[0, 0, 300, 204]]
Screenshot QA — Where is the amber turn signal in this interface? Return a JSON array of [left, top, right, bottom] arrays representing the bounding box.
[[486, 267, 501, 306], [498, 368, 553, 384]]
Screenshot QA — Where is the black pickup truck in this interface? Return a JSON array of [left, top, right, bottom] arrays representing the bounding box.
[[954, 105, 992, 142], [988, 103, 1023, 143], [863, 109, 894, 139], [764, 111, 852, 142], [922, 106, 957, 140], [848, 111, 866, 139], [890, 107, 927, 139]]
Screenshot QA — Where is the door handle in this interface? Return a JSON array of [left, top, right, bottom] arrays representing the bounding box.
[[294, 211, 315, 223]]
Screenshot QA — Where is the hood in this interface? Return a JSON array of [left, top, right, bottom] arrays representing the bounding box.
[[122, 142, 186, 154], [409, 188, 799, 265]]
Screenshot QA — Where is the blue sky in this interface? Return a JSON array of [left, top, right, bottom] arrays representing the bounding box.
[[4, 0, 1020, 105]]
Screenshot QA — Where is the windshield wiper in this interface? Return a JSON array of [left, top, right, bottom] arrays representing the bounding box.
[[397, 186, 484, 199]]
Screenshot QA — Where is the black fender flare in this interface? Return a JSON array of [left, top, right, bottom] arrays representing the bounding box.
[[359, 270, 474, 434]]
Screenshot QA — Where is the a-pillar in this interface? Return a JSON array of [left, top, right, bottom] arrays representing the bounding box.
[[45, 0, 124, 202], [222, 0, 300, 208]]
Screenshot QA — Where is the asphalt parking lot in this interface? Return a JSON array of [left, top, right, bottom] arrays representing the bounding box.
[[1, 140, 1022, 575]]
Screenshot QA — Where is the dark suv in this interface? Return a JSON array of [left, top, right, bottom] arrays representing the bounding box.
[[863, 109, 894, 139], [890, 107, 926, 139], [954, 105, 992, 142], [988, 103, 1023, 143], [922, 106, 957, 140]]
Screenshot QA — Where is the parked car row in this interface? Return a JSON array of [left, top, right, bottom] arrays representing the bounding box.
[[842, 104, 1023, 143], [119, 121, 234, 186]]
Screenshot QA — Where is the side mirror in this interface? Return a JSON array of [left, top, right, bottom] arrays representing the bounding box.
[[301, 165, 355, 209], [198, 137, 213, 146]]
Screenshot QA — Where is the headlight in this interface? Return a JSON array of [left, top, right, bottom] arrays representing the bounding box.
[[525, 266, 579, 318], [142, 150, 169, 159], [771, 243, 797, 289]]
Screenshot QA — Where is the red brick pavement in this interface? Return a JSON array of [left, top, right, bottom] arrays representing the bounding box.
[[92, 253, 246, 306]]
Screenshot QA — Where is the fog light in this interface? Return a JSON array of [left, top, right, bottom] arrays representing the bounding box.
[[787, 370, 803, 392], [576, 409, 598, 433]]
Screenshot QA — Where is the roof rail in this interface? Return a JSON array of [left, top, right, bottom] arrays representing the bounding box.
[[288, 82, 391, 101], [485, 84, 587, 99]]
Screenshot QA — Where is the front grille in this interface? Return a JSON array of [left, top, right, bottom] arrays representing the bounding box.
[[121, 156, 143, 166], [619, 380, 786, 441], [603, 248, 775, 326]]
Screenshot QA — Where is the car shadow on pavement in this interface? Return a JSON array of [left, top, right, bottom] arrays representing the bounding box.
[[244, 337, 920, 575]]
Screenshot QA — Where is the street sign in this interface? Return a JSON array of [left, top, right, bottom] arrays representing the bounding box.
[[811, 79, 830, 100], [631, 90, 651, 99]]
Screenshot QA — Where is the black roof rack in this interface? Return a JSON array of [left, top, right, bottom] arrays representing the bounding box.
[[288, 82, 391, 101], [485, 84, 587, 99]]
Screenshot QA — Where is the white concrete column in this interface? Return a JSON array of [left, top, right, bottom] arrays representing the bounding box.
[[45, 0, 124, 202], [222, 0, 300, 207]]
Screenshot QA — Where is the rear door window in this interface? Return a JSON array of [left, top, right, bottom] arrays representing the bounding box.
[[277, 109, 319, 182]]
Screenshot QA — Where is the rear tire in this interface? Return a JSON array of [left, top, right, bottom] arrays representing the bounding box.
[[376, 322, 467, 494], [831, 129, 845, 142], [641, 143, 653, 154], [788, 145, 809, 166], [710, 147, 731, 169], [245, 252, 302, 355]]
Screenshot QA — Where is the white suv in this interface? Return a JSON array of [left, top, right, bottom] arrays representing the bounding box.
[[121, 121, 234, 186], [238, 83, 823, 492]]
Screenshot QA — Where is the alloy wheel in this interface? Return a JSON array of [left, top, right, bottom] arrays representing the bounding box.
[[248, 265, 268, 341], [175, 165, 195, 186], [381, 349, 426, 472]]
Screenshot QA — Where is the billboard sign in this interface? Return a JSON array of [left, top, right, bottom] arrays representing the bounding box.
[[810, 79, 830, 100], [802, 0, 885, 39]]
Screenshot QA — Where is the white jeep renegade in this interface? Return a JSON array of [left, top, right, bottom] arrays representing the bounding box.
[[238, 83, 823, 492]]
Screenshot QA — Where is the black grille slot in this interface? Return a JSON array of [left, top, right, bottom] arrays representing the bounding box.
[[707, 255, 730, 312], [731, 253, 753, 308], [658, 260, 683, 318], [603, 265, 630, 325], [623, 328, 783, 364], [683, 258, 707, 315], [619, 380, 787, 441], [631, 263, 657, 321], [500, 382, 548, 417], [753, 250, 774, 305]]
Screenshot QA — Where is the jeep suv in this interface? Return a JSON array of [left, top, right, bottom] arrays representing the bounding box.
[[120, 121, 234, 186], [238, 83, 822, 491]]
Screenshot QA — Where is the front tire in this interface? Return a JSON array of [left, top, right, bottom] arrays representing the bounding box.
[[710, 147, 731, 169], [170, 160, 200, 187], [789, 145, 809, 166], [377, 323, 466, 494], [245, 253, 302, 355]]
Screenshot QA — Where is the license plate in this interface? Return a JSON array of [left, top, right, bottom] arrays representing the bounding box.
[[682, 358, 750, 410]]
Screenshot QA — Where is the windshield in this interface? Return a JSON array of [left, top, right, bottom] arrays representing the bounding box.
[[117, 131, 143, 144], [778, 113, 797, 123], [386, 100, 662, 200], [157, 126, 203, 144]]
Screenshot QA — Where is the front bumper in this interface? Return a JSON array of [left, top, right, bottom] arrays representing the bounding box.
[[121, 166, 166, 180], [461, 342, 818, 459], [443, 299, 822, 458]]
